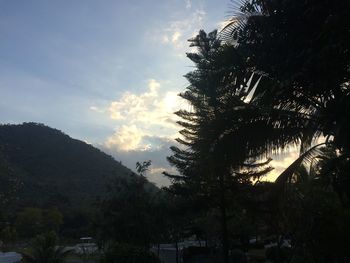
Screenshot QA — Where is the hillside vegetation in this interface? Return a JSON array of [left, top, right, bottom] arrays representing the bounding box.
[[0, 122, 135, 209]]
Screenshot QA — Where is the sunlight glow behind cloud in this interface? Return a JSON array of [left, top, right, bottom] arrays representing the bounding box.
[[105, 124, 144, 151], [108, 79, 181, 131], [101, 78, 188, 185], [268, 149, 299, 181]]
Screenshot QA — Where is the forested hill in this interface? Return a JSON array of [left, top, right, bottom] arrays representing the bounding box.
[[0, 122, 136, 209]]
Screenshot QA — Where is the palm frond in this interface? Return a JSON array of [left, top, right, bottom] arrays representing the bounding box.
[[274, 142, 326, 187], [219, 0, 266, 43]]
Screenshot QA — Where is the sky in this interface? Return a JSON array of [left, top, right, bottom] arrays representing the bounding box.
[[0, 0, 294, 186]]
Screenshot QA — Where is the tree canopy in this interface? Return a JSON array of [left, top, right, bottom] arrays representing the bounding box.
[[166, 0, 350, 262]]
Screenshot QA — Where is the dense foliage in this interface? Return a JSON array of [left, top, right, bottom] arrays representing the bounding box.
[[97, 174, 161, 248], [166, 0, 350, 262]]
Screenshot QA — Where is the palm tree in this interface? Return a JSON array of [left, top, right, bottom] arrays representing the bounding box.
[[219, 0, 350, 197], [168, 1, 349, 261]]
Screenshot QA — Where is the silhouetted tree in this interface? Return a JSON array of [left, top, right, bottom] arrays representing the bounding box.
[[97, 174, 160, 249], [136, 160, 152, 177], [166, 30, 272, 262], [221, 0, 350, 197]]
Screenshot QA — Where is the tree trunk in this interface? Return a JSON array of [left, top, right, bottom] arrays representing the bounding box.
[[175, 241, 179, 263], [219, 172, 229, 263]]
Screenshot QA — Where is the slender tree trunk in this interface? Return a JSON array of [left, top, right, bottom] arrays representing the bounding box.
[[219, 172, 229, 263], [175, 241, 179, 263]]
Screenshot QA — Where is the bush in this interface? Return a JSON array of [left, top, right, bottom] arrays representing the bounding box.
[[265, 246, 291, 263], [100, 242, 160, 263], [1, 226, 18, 244], [21, 231, 72, 263]]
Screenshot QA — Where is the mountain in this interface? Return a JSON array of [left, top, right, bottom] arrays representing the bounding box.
[[0, 122, 139, 209]]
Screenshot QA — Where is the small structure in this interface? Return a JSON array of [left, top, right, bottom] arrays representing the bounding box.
[[0, 252, 22, 263], [80, 237, 93, 243], [74, 237, 97, 254]]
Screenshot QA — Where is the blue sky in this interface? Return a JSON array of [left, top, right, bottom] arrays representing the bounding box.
[[0, 0, 294, 186], [0, 0, 232, 185]]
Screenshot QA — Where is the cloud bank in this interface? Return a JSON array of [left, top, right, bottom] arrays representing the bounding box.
[[91, 79, 186, 186]]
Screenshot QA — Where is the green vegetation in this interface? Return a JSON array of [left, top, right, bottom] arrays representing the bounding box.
[[96, 174, 160, 248], [15, 207, 63, 238], [0, 122, 158, 240], [21, 232, 72, 263], [0, 122, 133, 209]]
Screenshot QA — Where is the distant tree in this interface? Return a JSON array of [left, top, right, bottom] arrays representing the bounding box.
[[0, 151, 21, 209], [16, 207, 43, 238], [15, 207, 63, 238], [0, 226, 18, 246], [97, 174, 160, 249], [43, 208, 63, 233], [61, 209, 92, 238], [136, 160, 152, 177]]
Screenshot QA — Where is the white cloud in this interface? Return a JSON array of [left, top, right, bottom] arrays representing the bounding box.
[[172, 31, 182, 44], [102, 77, 186, 168], [185, 0, 192, 9], [108, 79, 183, 130], [89, 106, 104, 113], [148, 78, 161, 90], [162, 35, 170, 43], [150, 9, 206, 50], [97, 78, 190, 186], [105, 125, 145, 151]]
